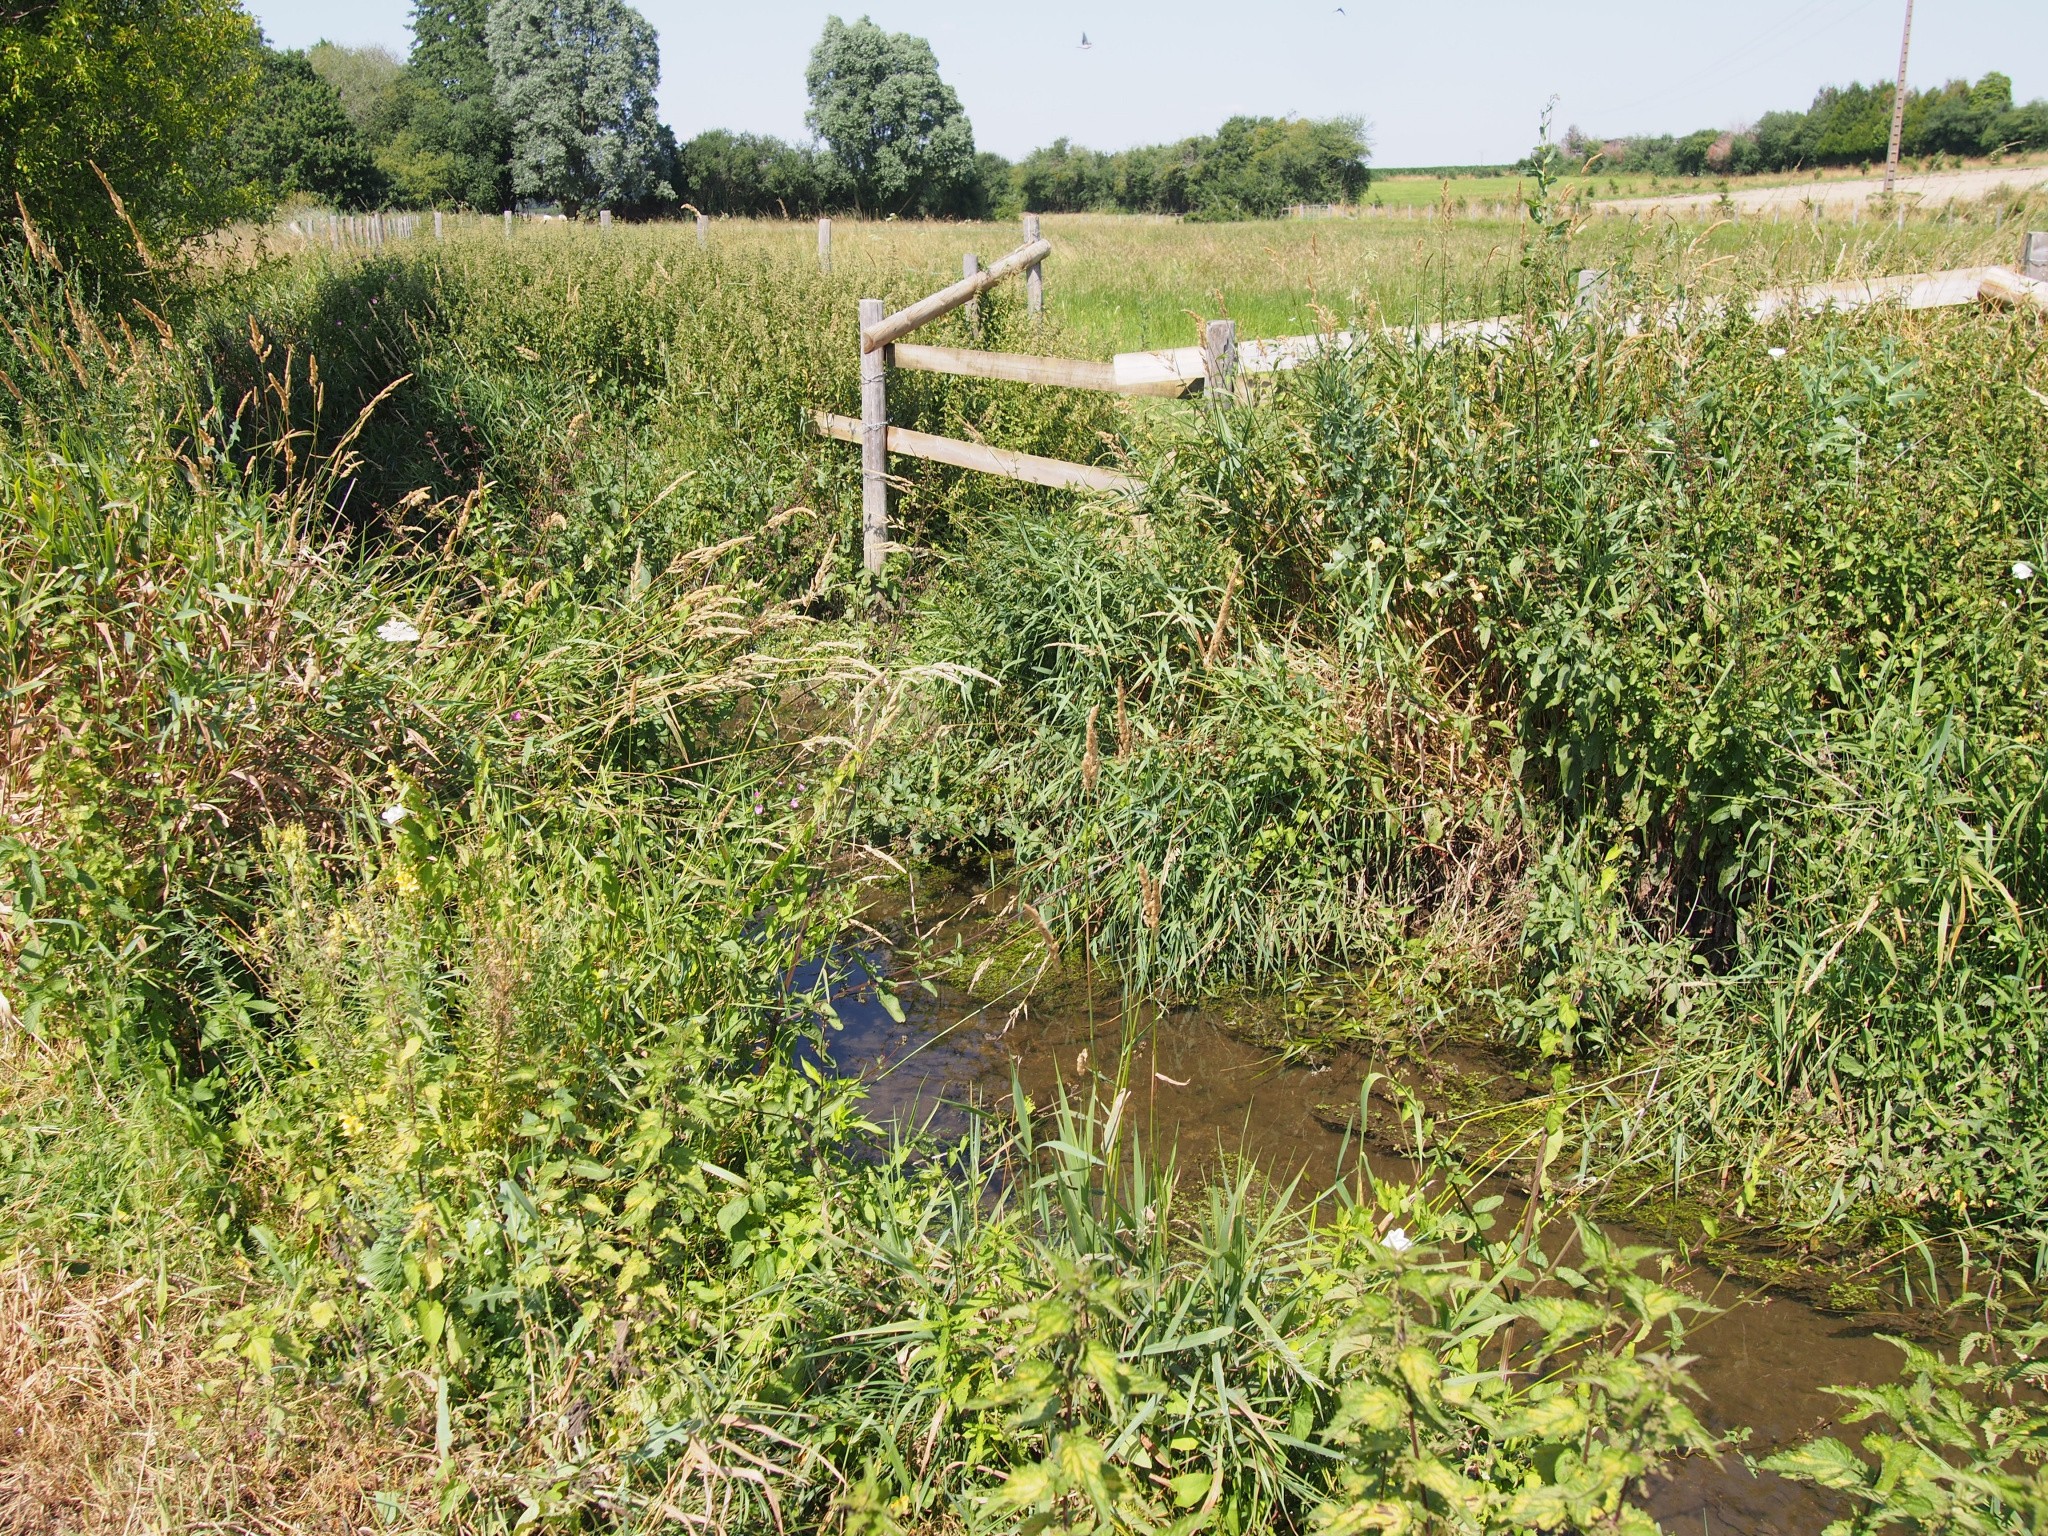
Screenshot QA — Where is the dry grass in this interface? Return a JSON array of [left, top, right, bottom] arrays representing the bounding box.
[[0, 1256, 437, 1535]]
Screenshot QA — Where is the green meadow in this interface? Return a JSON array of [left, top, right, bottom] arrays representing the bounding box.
[[6, 182, 2048, 1530]]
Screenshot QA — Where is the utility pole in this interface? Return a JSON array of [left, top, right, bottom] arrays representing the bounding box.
[[1883, 0, 1914, 195]]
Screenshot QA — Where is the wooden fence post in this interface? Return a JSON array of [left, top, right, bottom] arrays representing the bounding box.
[[860, 297, 889, 573], [1023, 213, 1043, 316], [434, 210, 444, 240], [696, 213, 709, 248], [2024, 231, 2048, 281], [504, 210, 513, 237], [1202, 319, 1238, 402], [600, 209, 612, 231], [1574, 267, 1609, 311], [818, 217, 832, 273], [962, 252, 980, 333]]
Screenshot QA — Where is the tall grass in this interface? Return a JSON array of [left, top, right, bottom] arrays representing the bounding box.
[[865, 205, 2048, 1242], [2, 211, 1773, 1530]]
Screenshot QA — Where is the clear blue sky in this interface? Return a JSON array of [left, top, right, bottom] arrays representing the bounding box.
[[247, 0, 2047, 167]]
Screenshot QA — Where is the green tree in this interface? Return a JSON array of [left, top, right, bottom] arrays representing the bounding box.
[[1187, 115, 1369, 217], [804, 15, 976, 216], [389, 0, 511, 209], [485, 0, 673, 215], [675, 129, 847, 216], [308, 41, 403, 134], [0, 0, 259, 278], [232, 44, 390, 211], [1014, 118, 1364, 219]]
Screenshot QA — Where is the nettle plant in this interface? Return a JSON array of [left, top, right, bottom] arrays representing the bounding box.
[[814, 1085, 1719, 1536]]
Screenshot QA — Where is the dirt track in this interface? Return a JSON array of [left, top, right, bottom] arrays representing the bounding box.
[[1607, 164, 2048, 215]]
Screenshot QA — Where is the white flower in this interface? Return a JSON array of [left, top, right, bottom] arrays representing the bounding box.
[[1383, 1227, 1414, 1253], [1768, 347, 1788, 359], [1588, 437, 1602, 449], [376, 617, 421, 644], [2016, 561, 2037, 582], [381, 804, 408, 825]]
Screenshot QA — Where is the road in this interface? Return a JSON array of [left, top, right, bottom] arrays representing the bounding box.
[[1605, 164, 2048, 215]]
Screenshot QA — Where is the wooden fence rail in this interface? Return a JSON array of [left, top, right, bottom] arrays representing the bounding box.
[[814, 412, 1142, 494], [1107, 254, 2046, 390], [891, 342, 1197, 397], [862, 238, 1053, 352], [818, 227, 2048, 572]]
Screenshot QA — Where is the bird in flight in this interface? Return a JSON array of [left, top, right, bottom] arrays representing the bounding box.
[[1079, 32, 1092, 48]]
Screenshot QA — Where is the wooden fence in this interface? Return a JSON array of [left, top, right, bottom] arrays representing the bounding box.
[[816, 219, 1249, 571], [820, 226, 2048, 571]]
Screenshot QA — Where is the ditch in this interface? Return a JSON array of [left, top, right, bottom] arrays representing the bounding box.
[[820, 881, 1930, 1536]]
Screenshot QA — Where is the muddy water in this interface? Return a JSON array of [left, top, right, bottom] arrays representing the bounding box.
[[814, 932, 1904, 1535]]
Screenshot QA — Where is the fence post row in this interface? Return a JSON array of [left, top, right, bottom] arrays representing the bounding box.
[[1023, 213, 1043, 316], [858, 297, 890, 573], [819, 218, 832, 273]]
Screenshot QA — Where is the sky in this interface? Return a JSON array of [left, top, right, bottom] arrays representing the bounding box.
[[247, 0, 2048, 167]]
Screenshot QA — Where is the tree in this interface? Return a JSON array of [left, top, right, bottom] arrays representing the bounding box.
[[1187, 116, 1369, 217], [675, 130, 847, 216], [485, 0, 672, 215], [390, 0, 512, 210], [308, 41, 403, 134], [0, 0, 259, 278], [804, 16, 976, 216], [232, 44, 390, 211]]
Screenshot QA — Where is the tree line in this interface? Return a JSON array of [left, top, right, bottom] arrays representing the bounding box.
[[1563, 71, 2048, 179], [1, 0, 1372, 282], [1011, 118, 1371, 220], [242, 6, 1369, 222]]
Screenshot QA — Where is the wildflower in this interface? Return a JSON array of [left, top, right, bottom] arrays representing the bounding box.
[[381, 805, 407, 825], [1383, 1227, 1414, 1253], [1588, 437, 1601, 449], [376, 617, 421, 644], [2016, 561, 2036, 581], [789, 797, 800, 809], [1768, 347, 1788, 359]]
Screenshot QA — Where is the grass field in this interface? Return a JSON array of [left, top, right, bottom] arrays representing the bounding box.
[[6, 192, 2048, 1530], [290, 193, 2045, 357]]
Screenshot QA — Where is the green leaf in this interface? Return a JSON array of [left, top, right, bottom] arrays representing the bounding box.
[[1497, 1391, 1588, 1441], [985, 1461, 1055, 1515], [716, 1193, 752, 1237], [1762, 1437, 1872, 1492]]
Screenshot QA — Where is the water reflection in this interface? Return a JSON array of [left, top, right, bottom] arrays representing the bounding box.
[[808, 927, 1887, 1533]]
